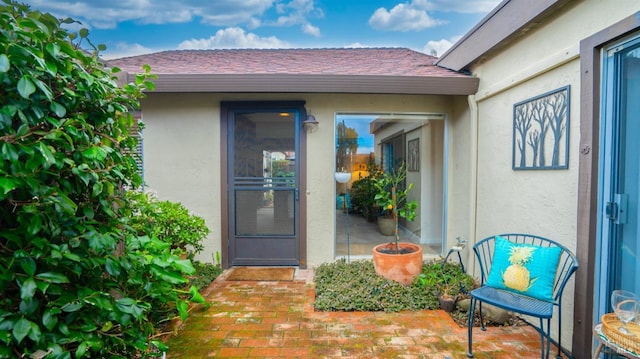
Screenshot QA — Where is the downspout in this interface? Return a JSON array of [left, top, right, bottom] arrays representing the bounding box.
[[467, 94, 479, 274]]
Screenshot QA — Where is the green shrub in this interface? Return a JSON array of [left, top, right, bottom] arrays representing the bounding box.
[[0, 3, 204, 358], [314, 259, 438, 312], [416, 260, 475, 298], [127, 190, 209, 256], [190, 260, 223, 290], [349, 161, 383, 219]]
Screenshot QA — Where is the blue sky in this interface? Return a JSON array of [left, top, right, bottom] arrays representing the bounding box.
[[23, 0, 501, 59]]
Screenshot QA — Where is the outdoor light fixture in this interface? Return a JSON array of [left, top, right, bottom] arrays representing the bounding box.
[[334, 172, 351, 183], [303, 114, 319, 133]]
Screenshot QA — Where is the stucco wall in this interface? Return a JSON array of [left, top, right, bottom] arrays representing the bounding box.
[[139, 93, 461, 267], [462, 0, 640, 351]]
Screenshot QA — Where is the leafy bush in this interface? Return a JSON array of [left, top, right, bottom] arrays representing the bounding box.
[[0, 3, 204, 358], [127, 190, 210, 256], [416, 260, 475, 298], [349, 161, 383, 220], [314, 259, 439, 312], [189, 260, 223, 290]]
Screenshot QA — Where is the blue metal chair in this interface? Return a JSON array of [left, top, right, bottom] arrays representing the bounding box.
[[466, 234, 579, 359]]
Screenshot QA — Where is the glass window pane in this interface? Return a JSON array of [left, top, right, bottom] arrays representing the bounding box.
[[335, 113, 445, 259]]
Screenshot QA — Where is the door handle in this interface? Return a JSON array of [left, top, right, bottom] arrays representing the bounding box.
[[605, 193, 628, 224]]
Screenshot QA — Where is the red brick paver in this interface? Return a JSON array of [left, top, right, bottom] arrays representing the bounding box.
[[164, 270, 565, 358]]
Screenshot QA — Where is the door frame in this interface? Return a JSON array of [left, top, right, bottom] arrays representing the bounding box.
[[575, 12, 640, 359], [220, 100, 308, 269]]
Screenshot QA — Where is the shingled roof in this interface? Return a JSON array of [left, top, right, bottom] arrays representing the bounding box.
[[109, 48, 478, 95]]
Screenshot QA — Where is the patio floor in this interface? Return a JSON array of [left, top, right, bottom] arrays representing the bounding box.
[[164, 269, 567, 358]]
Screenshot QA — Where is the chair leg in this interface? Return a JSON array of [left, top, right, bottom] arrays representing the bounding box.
[[467, 297, 476, 358], [538, 318, 545, 359], [545, 318, 551, 359], [478, 301, 486, 331], [556, 306, 562, 359]]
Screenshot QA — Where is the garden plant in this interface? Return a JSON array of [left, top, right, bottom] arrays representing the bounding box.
[[0, 2, 206, 357], [314, 259, 473, 312], [373, 162, 418, 253]]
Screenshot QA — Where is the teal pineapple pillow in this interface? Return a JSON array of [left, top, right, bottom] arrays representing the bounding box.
[[485, 236, 562, 302]]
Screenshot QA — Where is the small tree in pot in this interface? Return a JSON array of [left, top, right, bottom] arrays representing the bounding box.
[[371, 163, 421, 285], [373, 162, 418, 253]]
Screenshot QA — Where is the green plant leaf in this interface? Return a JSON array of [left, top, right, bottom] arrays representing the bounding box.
[[42, 308, 59, 330], [1, 142, 19, 162], [17, 76, 36, 99], [33, 78, 53, 101], [76, 341, 88, 358], [151, 267, 188, 285], [172, 259, 196, 274], [61, 301, 83, 312], [27, 215, 43, 236], [20, 277, 37, 300], [189, 286, 205, 304], [50, 101, 66, 118], [105, 257, 121, 276], [27, 321, 41, 342], [0, 54, 9, 72], [151, 340, 168, 352], [0, 177, 18, 198], [12, 318, 31, 344], [82, 146, 107, 161], [176, 300, 189, 321], [37, 142, 56, 168], [35, 272, 70, 283], [19, 257, 36, 276]]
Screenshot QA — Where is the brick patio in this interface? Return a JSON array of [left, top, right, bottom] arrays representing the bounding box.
[[164, 269, 565, 358]]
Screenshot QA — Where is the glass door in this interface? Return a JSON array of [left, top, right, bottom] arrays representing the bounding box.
[[597, 35, 640, 320], [228, 108, 300, 266]]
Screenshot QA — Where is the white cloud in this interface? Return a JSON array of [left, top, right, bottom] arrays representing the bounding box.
[[177, 27, 291, 49], [369, 0, 446, 32], [302, 23, 320, 37], [101, 42, 155, 60], [21, 0, 323, 31], [343, 42, 368, 48], [422, 36, 462, 57]]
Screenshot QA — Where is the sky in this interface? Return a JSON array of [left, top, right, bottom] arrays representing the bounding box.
[[21, 0, 501, 60]]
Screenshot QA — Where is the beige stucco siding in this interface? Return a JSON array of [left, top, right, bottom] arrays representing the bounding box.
[[462, 0, 640, 350], [139, 93, 464, 267], [140, 94, 222, 263]]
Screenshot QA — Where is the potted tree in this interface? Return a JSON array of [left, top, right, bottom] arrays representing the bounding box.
[[371, 163, 422, 285]]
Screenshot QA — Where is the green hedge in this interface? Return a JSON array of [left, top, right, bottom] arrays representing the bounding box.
[[0, 3, 205, 358]]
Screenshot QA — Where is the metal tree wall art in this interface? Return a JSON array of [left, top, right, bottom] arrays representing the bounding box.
[[512, 86, 570, 170]]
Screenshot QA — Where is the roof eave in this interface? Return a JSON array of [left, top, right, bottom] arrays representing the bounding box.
[[124, 73, 479, 96], [436, 0, 574, 72]]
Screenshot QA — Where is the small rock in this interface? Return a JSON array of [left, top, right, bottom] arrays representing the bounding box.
[[455, 299, 510, 324]]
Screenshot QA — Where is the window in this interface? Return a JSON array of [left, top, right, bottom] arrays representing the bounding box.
[[334, 113, 446, 259]]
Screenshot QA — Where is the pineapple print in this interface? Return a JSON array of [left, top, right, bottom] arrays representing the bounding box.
[[502, 245, 536, 291]]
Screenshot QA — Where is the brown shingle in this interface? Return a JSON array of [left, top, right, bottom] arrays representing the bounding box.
[[108, 48, 467, 78]]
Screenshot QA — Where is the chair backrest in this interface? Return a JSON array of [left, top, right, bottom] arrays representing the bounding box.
[[473, 233, 579, 303]]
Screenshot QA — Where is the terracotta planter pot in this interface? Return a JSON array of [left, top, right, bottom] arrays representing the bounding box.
[[372, 242, 423, 285], [376, 217, 395, 236]]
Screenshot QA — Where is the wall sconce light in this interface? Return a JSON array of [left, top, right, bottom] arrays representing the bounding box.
[[303, 114, 319, 133]]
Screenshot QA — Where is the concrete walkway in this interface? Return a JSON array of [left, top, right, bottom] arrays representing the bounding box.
[[164, 269, 565, 358]]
